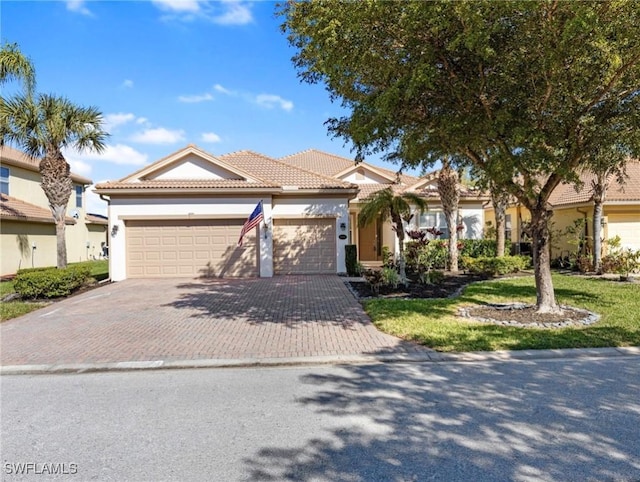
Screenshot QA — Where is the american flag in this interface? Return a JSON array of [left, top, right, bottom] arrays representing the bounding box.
[[237, 201, 264, 247]]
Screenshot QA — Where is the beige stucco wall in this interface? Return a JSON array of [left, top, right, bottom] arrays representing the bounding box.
[[0, 165, 105, 274], [0, 221, 57, 275], [485, 203, 640, 257]]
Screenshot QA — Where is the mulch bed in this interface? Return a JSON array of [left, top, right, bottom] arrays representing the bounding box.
[[348, 272, 490, 299]]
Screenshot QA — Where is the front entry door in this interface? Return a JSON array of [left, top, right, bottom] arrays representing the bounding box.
[[359, 221, 380, 261]]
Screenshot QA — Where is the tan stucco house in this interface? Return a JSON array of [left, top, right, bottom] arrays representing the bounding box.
[[95, 145, 487, 281], [484, 160, 640, 257], [0, 146, 108, 276]]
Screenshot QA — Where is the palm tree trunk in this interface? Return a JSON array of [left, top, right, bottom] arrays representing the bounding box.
[[530, 207, 561, 314], [437, 160, 460, 272], [40, 149, 73, 269], [391, 211, 408, 285]]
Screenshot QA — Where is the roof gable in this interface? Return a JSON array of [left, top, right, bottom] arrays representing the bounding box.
[[120, 145, 262, 183], [336, 164, 397, 184]]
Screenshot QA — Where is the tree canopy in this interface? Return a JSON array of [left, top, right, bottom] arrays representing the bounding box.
[[280, 0, 640, 311]]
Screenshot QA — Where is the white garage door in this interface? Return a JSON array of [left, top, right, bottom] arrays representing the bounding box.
[[273, 218, 336, 274], [608, 214, 640, 250], [126, 219, 258, 278]]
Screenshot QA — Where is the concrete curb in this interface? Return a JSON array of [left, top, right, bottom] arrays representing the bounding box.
[[1, 346, 638, 376]]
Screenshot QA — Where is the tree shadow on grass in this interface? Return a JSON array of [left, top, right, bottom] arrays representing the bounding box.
[[243, 360, 640, 481]]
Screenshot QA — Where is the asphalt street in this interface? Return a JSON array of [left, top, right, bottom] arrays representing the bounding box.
[[1, 357, 639, 481]]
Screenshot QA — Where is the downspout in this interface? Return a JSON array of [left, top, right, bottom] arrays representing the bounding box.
[[576, 207, 589, 256]]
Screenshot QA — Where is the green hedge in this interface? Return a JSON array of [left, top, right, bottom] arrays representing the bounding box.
[[462, 255, 530, 276], [345, 245, 358, 276], [14, 265, 92, 299], [459, 239, 498, 258]]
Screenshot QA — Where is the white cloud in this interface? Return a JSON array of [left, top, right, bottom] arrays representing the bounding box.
[[201, 132, 221, 143], [255, 94, 294, 112], [66, 0, 92, 16], [68, 144, 149, 166], [151, 0, 202, 12], [152, 0, 253, 25], [214, 1, 253, 26], [130, 127, 186, 145], [121, 79, 134, 89], [86, 185, 108, 216], [213, 83, 233, 95], [136, 117, 149, 125], [67, 158, 93, 177], [178, 92, 214, 103], [104, 112, 137, 131]]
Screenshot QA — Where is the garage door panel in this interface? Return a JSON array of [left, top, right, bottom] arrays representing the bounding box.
[[126, 219, 257, 278], [273, 218, 336, 275]]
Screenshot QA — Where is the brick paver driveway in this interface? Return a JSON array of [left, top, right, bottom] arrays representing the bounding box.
[[1, 276, 428, 366]]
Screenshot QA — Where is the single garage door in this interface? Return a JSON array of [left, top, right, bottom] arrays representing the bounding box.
[[126, 219, 258, 278], [607, 214, 640, 250], [273, 218, 336, 274]]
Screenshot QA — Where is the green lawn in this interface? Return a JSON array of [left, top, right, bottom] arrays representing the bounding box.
[[0, 260, 109, 322], [365, 274, 640, 352]]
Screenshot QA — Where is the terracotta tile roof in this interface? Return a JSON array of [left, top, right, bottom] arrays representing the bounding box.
[[280, 149, 420, 188], [548, 160, 640, 206], [279, 149, 355, 177], [219, 150, 356, 190], [413, 184, 490, 201], [86, 213, 108, 225], [0, 145, 93, 185], [94, 179, 280, 190], [0, 194, 75, 224]]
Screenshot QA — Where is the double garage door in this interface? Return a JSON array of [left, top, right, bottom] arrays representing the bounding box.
[[273, 218, 336, 274], [126, 218, 337, 278], [126, 219, 257, 278]]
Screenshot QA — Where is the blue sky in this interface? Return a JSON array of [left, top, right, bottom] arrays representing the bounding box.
[[2, 0, 412, 214]]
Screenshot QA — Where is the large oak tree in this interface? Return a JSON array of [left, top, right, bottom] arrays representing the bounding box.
[[280, 0, 640, 313]]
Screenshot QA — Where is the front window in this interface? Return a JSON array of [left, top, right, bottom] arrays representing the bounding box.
[[505, 214, 512, 242], [418, 211, 449, 239], [0, 166, 9, 195], [75, 185, 83, 208]]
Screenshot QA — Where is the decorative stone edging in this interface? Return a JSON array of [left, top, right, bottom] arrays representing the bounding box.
[[458, 303, 601, 329]]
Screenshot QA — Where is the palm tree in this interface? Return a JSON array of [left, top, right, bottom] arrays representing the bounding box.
[[1, 94, 108, 268], [358, 187, 427, 284], [437, 159, 460, 271], [0, 42, 36, 94]]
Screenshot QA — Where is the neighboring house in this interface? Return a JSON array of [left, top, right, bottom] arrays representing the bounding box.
[[0, 146, 108, 276], [280, 150, 488, 264], [484, 160, 640, 257], [94, 145, 358, 281]]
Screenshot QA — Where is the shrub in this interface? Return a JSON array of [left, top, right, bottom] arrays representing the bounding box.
[[381, 246, 394, 268], [602, 248, 640, 278], [463, 255, 530, 276], [363, 269, 384, 294], [14, 265, 91, 299], [406, 239, 448, 273], [419, 269, 445, 285], [459, 239, 498, 258], [345, 244, 359, 276], [381, 267, 400, 288]]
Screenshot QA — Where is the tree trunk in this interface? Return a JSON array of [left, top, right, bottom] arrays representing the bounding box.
[[437, 160, 460, 272], [392, 211, 408, 285], [529, 207, 560, 313], [592, 200, 604, 274], [40, 149, 73, 269], [492, 190, 508, 257], [444, 209, 458, 272], [53, 206, 68, 269], [591, 175, 607, 275]]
